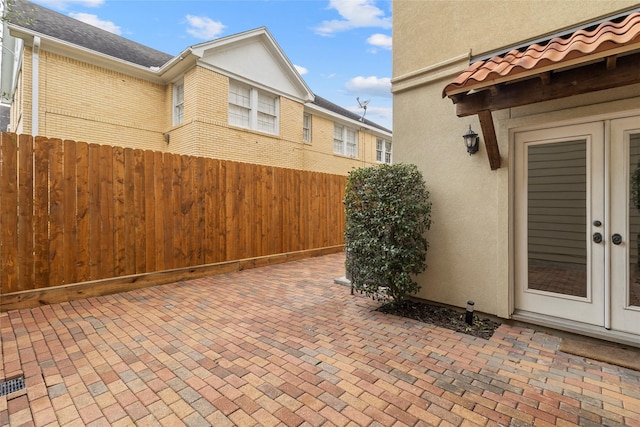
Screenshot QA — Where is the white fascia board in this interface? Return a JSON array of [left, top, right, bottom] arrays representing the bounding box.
[[155, 47, 197, 82], [305, 102, 392, 138], [8, 25, 166, 83]]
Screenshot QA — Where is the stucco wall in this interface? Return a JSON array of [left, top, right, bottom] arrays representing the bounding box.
[[392, 0, 640, 318]]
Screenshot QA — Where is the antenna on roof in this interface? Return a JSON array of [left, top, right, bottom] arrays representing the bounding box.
[[357, 97, 370, 122]]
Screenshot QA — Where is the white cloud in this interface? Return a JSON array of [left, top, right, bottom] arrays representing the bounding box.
[[185, 15, 225, 40], [69, 12, 120, 34], [36, 0, 104, 8], [294, 65, 308, 76], [367, 33, 392, 50], [314, 0, 391, 36], [345, 76, 391, 97]]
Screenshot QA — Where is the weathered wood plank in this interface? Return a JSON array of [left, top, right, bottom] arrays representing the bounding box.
[[18, 134, 34, 290], [123, 148, 135, 275], [0, 133, 18, 293], [112, 146, 126, 276], [133, 149, 146, 274], [99, 144, 114, 278], [48, 138, 64, 287], [63, 140, 78, 285], [34, 137, 51, 288], [0, 245, 344, 312], [75, 141, 90, 283], [144, 150, 157, 272]]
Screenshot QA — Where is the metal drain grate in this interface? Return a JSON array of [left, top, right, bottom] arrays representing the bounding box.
[[0, 376, 26, 396]]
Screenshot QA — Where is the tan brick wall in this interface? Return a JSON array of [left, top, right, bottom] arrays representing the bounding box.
[[15, 48, 388, 175], [37, 51, 167, 149]]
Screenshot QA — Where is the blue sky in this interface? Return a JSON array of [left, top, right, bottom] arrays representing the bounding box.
[[29, 0, 393, 130]]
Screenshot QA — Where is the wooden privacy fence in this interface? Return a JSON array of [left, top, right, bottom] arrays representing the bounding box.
[[0, 133, 346, 302]]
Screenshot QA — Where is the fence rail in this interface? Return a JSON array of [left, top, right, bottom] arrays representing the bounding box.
[[0, 133, 346, 295]]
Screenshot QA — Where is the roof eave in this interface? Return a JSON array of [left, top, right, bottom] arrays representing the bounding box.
[[8, 24, 166, 83], [305, 101, 392, 137]]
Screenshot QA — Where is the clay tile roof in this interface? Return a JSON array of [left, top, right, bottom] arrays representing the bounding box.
[[443, 11, 640, 98]]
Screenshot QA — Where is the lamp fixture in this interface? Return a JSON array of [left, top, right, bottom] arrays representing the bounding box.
[[463, 125, 479, 155]]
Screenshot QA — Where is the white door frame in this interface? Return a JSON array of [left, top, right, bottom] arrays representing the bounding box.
[[513, 114, 640, 338], [514, 122, 605, 326]]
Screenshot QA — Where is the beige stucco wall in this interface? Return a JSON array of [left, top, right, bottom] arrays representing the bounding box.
[[392, 0, 640, 318]]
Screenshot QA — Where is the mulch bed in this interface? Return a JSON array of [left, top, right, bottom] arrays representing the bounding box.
[[377, 300, 501, 340]]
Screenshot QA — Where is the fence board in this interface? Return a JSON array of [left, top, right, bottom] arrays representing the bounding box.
[[0, 133, 18, 293], [99, 144, 115, 278], [153, 151, 165, 270], [63, 140, 78, 285], [48, 139, 65, 286], [112, 146, 126, 276], [18, 135, 34, 290], [0, 133, 346, 297], [133, 149, 146, 274], [144, 150, 157, 272], [76, 141, 90, 282], [162, 152, 173, 270], [123, 148, 135, 275], [34, 137, 51, 288], [87, 144, 101, 280]]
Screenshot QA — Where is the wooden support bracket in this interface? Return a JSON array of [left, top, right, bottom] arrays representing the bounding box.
[[478, 110, 501, 170]]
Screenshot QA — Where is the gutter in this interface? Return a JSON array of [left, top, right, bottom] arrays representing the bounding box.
[[32, 35, 39, 135]]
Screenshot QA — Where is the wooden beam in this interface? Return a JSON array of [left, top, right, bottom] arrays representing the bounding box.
[[606, 55, 617, 70], [478, 110, 501, 170], [453, 51, 640, 117], [0, 245, 344, 312]]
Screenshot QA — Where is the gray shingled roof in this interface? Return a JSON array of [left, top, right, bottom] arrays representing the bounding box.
[[313, 95, 391, 133], [8, 0, 173, 68]]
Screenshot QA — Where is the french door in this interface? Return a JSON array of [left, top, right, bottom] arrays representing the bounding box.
[[515, 117, 640, 335]]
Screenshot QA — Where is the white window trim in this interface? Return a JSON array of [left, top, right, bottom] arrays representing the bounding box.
[[173, 80, 184, 126], [376, 138, 393, 164], [303, 113, 312, 143], [333, 123, 358, 158], [229, 81, 280, 135]]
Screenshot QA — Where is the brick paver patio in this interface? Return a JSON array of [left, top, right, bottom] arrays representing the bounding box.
[[2, 253, 640, 426]]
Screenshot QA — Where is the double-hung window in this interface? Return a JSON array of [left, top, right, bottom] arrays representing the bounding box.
[[334, 123, 358, 157], [229, 81, 279, 134], [376, 138, 392, 164], [173, 80, 184, 126], [303, 113, 311, 143]]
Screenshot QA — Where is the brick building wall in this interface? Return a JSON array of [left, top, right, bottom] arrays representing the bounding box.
[[10, 48, 388, 175]]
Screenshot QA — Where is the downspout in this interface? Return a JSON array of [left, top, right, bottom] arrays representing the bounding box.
[[32, 36, 40, 135]]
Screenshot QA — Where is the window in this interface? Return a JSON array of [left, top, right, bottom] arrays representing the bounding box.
[[173, 80, 184, 126], [334, 123, 358, 157], [229, 81, 279, 134], [376, 138, 392, 164], [303, 113, 311, 143]]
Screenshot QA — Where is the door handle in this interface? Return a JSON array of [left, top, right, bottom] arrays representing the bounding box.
[[593, 233, 603, 244], [612, 234, 623, 245]]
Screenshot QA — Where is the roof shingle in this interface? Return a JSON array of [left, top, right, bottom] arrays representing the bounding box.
[[8, 0, 173, 68]]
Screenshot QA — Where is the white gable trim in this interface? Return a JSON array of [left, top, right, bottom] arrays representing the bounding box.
[[189, 27, 314, 103]]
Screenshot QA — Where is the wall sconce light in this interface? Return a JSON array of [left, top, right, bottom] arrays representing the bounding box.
[[463, 125, 479, 155], [163, 132, 170, 144]]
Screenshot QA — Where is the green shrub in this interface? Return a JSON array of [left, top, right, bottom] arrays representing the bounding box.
[[344, 163, 432, 305]]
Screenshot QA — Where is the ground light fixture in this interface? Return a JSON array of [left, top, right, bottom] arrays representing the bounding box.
[[463, 125, 479, 155], [465, 300, 475, 325]]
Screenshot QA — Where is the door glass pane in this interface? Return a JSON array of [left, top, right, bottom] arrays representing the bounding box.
[[527, 141, 587, 297], [629, 132, 640, 307]]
